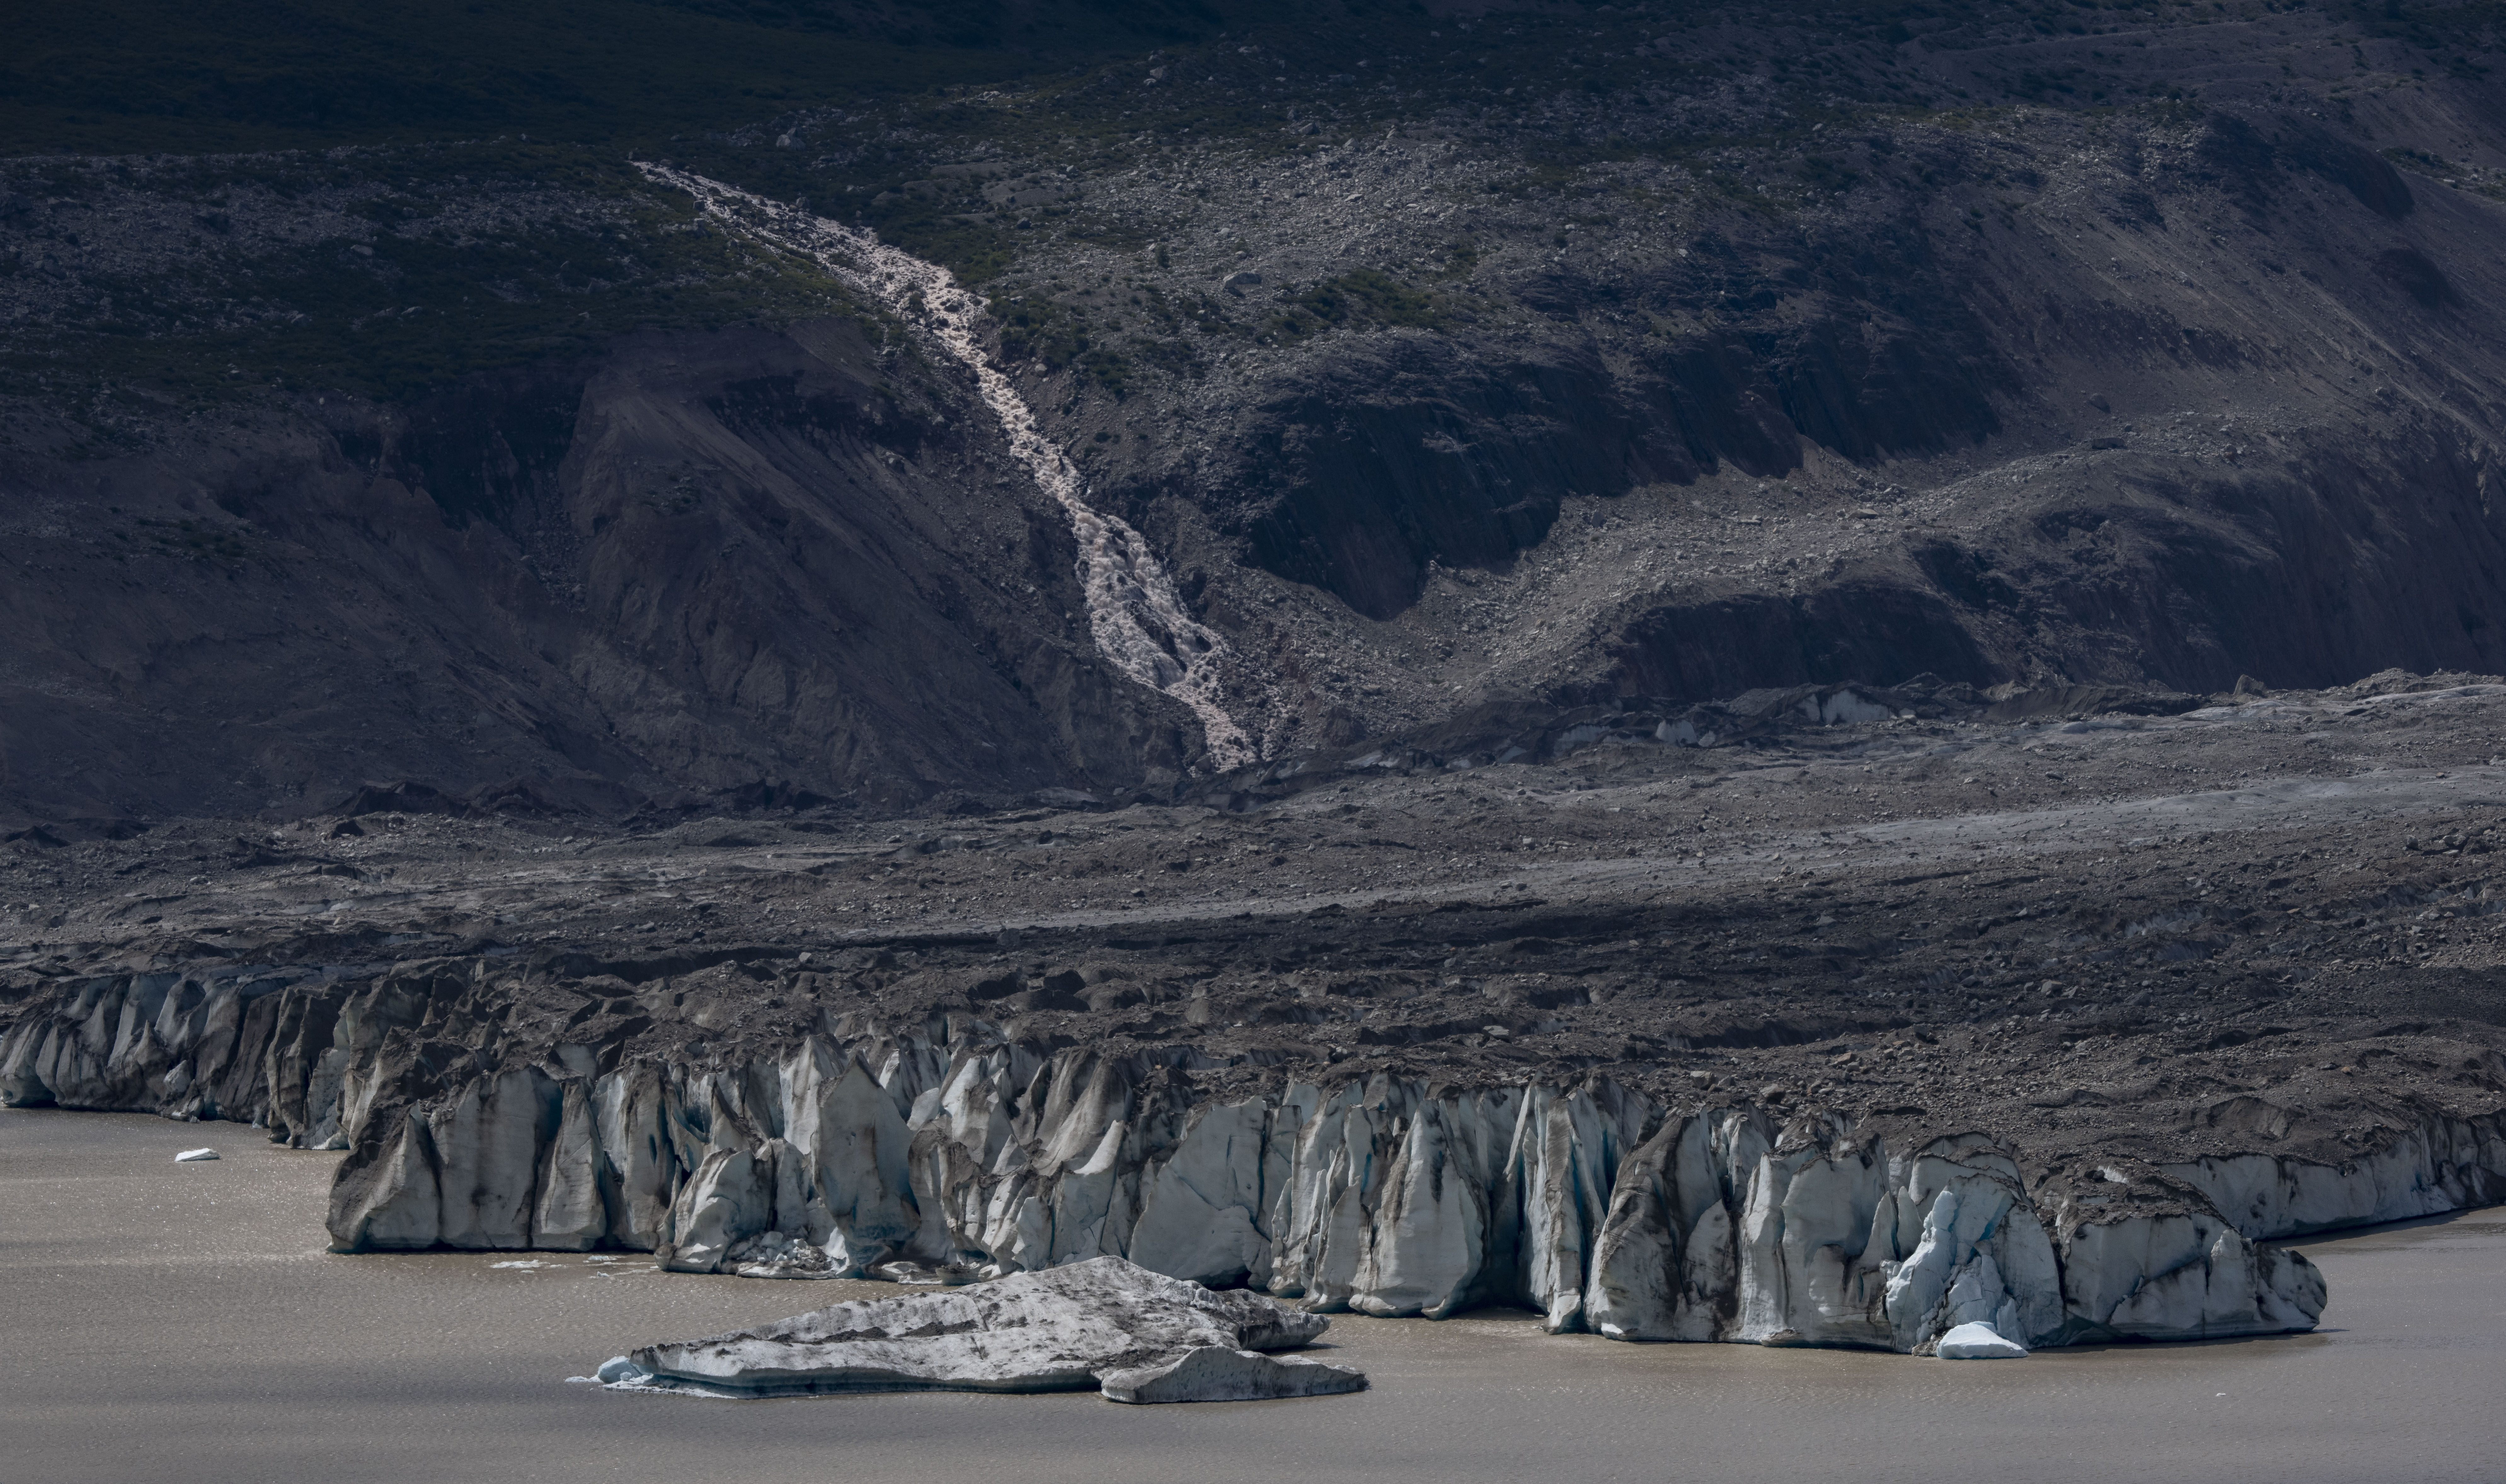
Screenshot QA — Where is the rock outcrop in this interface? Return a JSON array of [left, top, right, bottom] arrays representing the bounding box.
[[610, 1256, 1352, 1401]]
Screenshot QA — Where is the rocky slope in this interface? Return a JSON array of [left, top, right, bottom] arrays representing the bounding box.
[[4, 1, 2504, 820], [0, 302, 1201, 820]]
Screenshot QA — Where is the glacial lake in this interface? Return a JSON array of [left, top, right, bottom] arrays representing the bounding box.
[[3, 1107, 2499, 1484]]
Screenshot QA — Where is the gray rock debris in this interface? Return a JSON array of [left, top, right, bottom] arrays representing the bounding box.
[[611, 1256, 1352, 1402]]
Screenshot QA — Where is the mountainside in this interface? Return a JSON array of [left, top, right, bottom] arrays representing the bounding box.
[[4, 0, 2504, 824], [8, 3, 2506, 1373]]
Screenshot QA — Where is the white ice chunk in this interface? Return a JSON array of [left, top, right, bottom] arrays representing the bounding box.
[[1936, 1321, 2029, 1359], [174, 1148, 219, 1162], [594, 1355, 651, 1384]]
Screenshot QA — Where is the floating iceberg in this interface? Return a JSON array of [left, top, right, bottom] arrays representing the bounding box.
[[1935, 1321, 2029, 1359], [610, 1256, 1356, 1403], [1098, 1346, 1366, 1404]]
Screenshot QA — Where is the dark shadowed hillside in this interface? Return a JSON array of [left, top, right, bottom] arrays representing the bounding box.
[[3, 0, 2503, 823]]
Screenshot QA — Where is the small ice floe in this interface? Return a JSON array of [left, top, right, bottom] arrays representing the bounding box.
[[585, 1355, 701, 1394], [491, 1259, 556, 1270], [174, 1148, 220, 1162], [1936, 1321, 2029, 1359], [1099, 1346, 1367, 1404], [869, 1257, 995, 1286]]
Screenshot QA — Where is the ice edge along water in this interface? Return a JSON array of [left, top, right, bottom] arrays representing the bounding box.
[[17, 974, 2506, 1354], [639, 165, 1258, 771]]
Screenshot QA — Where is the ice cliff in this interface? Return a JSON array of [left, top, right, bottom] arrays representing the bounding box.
[[14, 969, 2494, 1353], [306, 1037, 2346, 1349]]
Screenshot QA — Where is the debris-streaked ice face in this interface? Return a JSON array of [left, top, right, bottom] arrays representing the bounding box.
[[309, 1028, 2354, 1355]]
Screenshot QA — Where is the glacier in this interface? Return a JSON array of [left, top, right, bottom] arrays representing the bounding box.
[[9, 970, 2502, 1355]]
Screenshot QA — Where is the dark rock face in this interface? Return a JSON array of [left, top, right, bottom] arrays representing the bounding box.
[[1244, 352, 1653, 622], [0, 319, 1192, 822], [1234, 252, 2006, 623], [1848, 436, 2506, 702], [3, 10, 2505, 819], [1607, 586, 1995, 702]]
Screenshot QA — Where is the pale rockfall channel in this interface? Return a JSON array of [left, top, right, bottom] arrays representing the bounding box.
[[637, 164, 1261, 771], [11, 962, 2503, 1355]]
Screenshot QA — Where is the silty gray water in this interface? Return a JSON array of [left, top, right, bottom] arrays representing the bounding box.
[[2, 1108, 2498, 1484]]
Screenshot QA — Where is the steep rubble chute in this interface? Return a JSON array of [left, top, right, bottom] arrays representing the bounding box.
[[636, 164, 1257, 771]]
